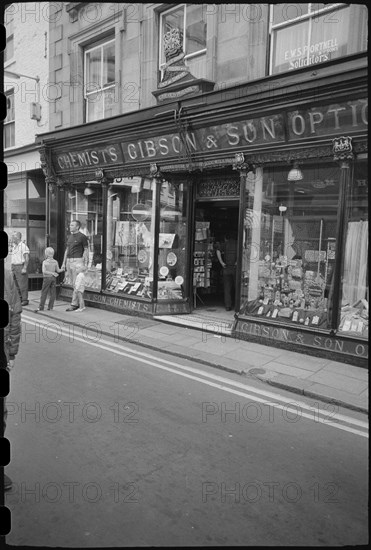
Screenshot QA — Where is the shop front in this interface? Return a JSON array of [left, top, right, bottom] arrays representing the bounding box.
[[37, 55, 368, 365]]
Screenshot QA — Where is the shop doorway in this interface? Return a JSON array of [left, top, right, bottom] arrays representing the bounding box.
[[193, 200, 239, 313]]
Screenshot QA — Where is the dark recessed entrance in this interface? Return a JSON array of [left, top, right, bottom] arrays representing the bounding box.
[[193, 200, 239, 311]]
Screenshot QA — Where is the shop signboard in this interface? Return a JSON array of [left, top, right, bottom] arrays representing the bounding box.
[[60, 287, 153, 314], [287, 99, 367, 141], [54, 143, 123, 171], [234, 319, 368, 361], [51, 99, 367, 172]]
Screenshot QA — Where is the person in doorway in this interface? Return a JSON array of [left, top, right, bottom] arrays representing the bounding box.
[[216, 232, 238, 311], [10, 231, 30, 306], [61, 220, 89, 287], [3, 267, 22, 490], [66, 263, 86, 312], [34, 247, 64, 312]]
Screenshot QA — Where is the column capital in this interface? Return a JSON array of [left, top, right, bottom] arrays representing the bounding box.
[[232, 152, 256, 174]]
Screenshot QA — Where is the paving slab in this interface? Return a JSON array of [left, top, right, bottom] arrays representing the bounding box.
[[307, 370, 368, 394], [321, 360, 369, 381], [262, 361, 318, 379], [221, 347, 274, 368], [274, 350, 330, 369]]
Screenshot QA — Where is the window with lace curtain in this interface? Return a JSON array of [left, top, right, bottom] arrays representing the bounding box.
[[159, 4, 207, 80], [269, 4, 368, 75]]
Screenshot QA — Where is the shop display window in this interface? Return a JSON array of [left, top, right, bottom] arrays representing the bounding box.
[[65, 186, 103, 290], [240, 163, 340, 329], [339, 160, 368, 339], [157, 181, 188, 301], [106, 178, 155, 299]]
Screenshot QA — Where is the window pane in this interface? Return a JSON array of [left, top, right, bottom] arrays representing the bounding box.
[[4, 179, 27, 269], [271, 20, 309, 73], [339, 161, 368, 339], [161, 6, 184, 64], [185, 53, 206, 79], [239, 163, 340, 331], [157, 182, 188, 301], [4, 123, 15, 148], [103, 87, 116, 118], [5, 92, 14, 123], [310, 4, 336, 13], [5, 35, 14, 62], [86, 91, 104, 122], [103, 42, 115, 86], [273, 4, 309, 25], [65, 188, 103, 290], [27, 174, 46, 275], [106, 182, 155, 299], [186, 4, 206, 55], [271, 5, 367, 74], [86, 47, 101, 93], [310, 6, 358, 61]]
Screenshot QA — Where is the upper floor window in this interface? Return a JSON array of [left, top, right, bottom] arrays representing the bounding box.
[[270, 3, 368, 74], [4, 10, 14, 63], [159, 4, 207, 80], [84, 38, 116, 122], [4, 90, 15, 149]]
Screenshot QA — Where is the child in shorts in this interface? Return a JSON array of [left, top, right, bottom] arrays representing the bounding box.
[[35, 247, 64, 312]]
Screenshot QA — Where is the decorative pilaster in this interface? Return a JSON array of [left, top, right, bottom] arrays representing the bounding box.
[[330, 136, 354, 332]]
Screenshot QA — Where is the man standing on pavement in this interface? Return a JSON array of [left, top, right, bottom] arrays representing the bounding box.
[[216, 232, 238, 311], [10, 232, 30, 306], [61, 220, 89, 311], [3, 267, 22, 490]]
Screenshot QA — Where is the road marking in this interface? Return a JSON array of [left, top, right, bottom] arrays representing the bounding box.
[[22, 314, 369, 438]]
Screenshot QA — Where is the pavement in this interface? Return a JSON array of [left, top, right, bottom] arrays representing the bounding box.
[[22, 290, 368, 415]]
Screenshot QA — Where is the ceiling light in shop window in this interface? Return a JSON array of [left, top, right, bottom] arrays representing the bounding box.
[[84, 184, 95, 196], [287, 162, 304, 182]]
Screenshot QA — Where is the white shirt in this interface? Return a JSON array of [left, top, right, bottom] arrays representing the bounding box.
[[11, 242, 30, 265]]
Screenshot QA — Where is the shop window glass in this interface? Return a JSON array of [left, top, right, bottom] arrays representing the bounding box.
[[27, 174, 46, 275], [339, 161, 368, 339], [105, 179, 156, 299], [4, 177, 27, 269], [270, 4, 368, 74], [157, 181, 188, 301], [84, 39, 116, 122], [239, 163, 340, 330], [65, 187, 103, 290], [160, 4, 207, 80]]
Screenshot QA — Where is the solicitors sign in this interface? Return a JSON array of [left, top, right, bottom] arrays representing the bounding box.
[[52, 98, 368, 172]]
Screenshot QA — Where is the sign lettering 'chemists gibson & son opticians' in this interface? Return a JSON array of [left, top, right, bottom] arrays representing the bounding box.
[[53, 99, 367, 172]]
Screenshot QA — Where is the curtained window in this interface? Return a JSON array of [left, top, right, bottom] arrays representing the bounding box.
[[270, 4, 368, 74]]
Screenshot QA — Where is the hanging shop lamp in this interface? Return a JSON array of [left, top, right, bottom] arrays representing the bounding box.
[[287, 162, 304, 182]]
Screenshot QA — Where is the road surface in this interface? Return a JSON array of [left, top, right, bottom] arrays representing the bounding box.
[[5, 314, 368, 546]]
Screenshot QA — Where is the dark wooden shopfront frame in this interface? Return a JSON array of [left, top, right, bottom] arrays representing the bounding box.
[[36, 53, 368, 364]]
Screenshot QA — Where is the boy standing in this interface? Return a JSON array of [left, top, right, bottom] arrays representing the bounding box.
[[35, 247, 64, 312], [68, 263, 86, 312]]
